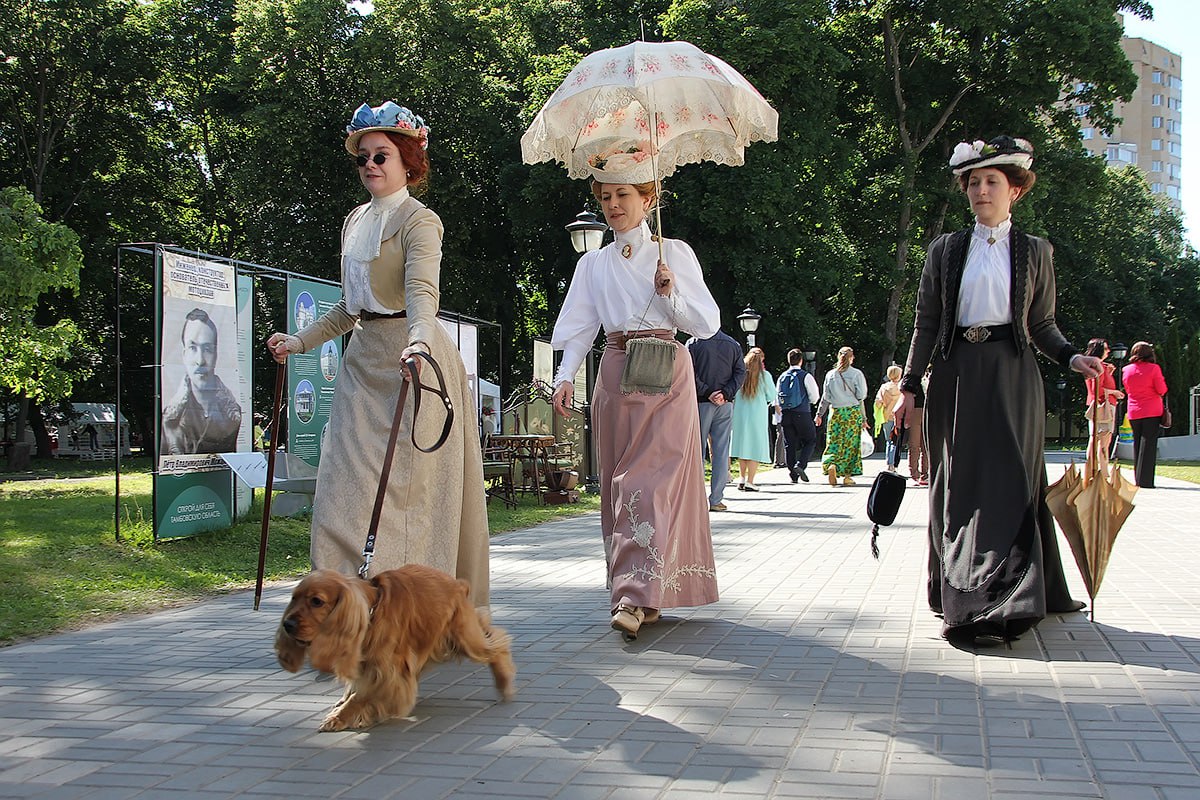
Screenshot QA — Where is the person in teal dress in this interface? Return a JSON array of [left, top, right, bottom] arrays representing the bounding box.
[[730, 347, 775, 491]]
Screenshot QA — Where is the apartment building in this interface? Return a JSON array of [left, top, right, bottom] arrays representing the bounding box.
[[1079, 34, 1183, 209]]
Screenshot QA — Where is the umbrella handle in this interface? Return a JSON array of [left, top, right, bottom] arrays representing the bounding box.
[[1086, 377, 1101, 476]]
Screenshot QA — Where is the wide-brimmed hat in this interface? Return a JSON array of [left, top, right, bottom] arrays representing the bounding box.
[[585, 141, 658, 185], [345, 101, 430, 154], [949, 135, 1033, 175]]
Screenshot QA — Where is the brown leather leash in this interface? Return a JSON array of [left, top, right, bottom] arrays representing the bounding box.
[[359, 351, 454, 578]]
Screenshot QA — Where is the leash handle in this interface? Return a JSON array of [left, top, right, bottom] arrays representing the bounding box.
[[406, 351, 455, 453], [360, 352, 455, 578]]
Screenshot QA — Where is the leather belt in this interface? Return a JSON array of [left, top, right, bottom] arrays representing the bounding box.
[[605, 329, 673, 351], [956, 324, 1012, 343], [359, 309, 407, 321]]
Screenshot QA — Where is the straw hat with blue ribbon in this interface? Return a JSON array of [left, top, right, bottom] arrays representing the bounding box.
[[345, 101, 431, 155]]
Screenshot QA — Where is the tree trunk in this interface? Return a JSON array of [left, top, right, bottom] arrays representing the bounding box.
[[30, 406, 54, 459], [881, 164, 918, 374], [7, 394, 31, 469]]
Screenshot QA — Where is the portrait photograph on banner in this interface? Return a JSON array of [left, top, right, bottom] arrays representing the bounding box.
[[158, 252, 244, 474]]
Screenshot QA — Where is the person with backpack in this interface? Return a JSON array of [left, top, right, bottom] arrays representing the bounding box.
[[776, 348, 821, 483]]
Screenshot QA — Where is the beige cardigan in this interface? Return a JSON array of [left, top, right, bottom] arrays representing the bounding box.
[[295, 196, 444, 352]]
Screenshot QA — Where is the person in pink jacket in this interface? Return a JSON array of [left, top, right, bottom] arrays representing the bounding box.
[[1122, 341, 1169, 488]]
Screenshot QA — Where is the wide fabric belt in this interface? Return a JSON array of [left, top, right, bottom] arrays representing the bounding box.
[[605, 329, 674, 351], [359, 309, 407, 321], [956, 324, 1012, 343]]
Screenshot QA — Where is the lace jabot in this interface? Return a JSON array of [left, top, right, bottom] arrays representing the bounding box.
[[343, 186, 411, 264], [342, 187, 410, 315]]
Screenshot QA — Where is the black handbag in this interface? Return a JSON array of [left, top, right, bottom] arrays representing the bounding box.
[[867, 471, 907, 559]]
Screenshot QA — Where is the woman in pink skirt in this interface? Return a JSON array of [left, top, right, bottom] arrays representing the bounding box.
[[551, 147, 721, 641]]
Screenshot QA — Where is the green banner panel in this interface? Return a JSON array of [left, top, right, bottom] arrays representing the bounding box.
[[286, 278, 343, 468], [155, 471, 234, 539]]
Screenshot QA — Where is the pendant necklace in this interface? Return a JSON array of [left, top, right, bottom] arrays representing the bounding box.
[[621, 243, 632, 258]]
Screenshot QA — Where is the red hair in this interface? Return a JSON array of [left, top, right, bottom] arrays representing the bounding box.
[[383, 131, 430, 192]]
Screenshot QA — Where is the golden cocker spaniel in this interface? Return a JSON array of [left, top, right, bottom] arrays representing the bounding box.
[[275, 565, 516, 731]]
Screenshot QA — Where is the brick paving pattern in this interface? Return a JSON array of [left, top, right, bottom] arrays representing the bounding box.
[[2, 453, 1198, 799]]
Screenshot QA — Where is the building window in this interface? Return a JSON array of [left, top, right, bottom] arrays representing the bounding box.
[[1105, 143, 1137, 164], [1151, 182, 1163, 193], [1153, 94, 1163, 106], [1167, 185, 1181, 200], [1152, 139, 1163, 151], [1081, 127, 1094, 140], [1152, 161, 1163, 172], [1153, 70, 1163, 84], [1169, 141, 1182, 156], [1153, 116, 1164, 128], [1169, 163, 1182, 179]]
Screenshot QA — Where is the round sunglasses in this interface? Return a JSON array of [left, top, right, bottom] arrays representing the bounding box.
[[355, 153, 389, 168]]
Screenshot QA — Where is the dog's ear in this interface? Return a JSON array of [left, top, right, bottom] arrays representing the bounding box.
[[307, 575, 370, 680], [274, 623, 307, 673]]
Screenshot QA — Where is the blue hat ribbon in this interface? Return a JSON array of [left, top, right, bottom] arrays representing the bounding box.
[[346, 101, 429, 145]]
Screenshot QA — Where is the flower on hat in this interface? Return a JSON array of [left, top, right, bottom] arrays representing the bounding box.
[[948, 135, 1034, 175], [345, 101, 431, 151], [587, 140, 657, 172], [950, 140, 987, 169]]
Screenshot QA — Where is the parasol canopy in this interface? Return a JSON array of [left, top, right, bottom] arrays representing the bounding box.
[[520, 40, 779, 181], [1046, 381, 1137, 618]]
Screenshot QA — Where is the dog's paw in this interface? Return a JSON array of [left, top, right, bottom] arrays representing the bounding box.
[[318, 713, 350, 733]]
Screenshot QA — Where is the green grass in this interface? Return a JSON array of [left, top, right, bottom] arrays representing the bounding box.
[[1158, 461, 1200, 484], [0, 459, 598, 645]]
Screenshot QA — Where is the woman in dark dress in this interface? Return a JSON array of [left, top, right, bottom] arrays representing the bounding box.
[[894, 136, 1104, 643]]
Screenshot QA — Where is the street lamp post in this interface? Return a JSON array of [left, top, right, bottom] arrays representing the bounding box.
[[803, 348, 817, 375], [565, 209, 608, 492], [1110, 341, 1128, 439], [737, 307, 762, 349]]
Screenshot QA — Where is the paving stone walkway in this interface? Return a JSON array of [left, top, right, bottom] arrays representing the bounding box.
[[2, 453, 1198, 799]]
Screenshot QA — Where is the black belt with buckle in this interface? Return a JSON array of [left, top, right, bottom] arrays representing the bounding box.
[[359, 309, 407, 321], [956, 324, 1012, 343]]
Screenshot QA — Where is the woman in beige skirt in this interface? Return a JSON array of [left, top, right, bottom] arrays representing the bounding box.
[[267, 101, 490, 607], [550, 146, 721, 641]]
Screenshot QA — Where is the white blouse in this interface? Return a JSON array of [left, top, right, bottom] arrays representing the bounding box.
[[342, 186, 411, 315], [551, 221, 720, 386], [956, 217, 1014, 327]]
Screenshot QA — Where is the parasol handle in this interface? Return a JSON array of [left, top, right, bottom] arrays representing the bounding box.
[[1085, 376, 1097, 478]]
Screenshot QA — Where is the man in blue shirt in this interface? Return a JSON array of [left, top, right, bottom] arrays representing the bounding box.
[[687, 330, 746, 511]]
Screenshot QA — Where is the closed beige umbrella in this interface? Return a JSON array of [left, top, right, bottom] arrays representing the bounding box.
[[1047, 383, 1137, 619]]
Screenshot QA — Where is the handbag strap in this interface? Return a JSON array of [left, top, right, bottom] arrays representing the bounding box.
[[837, 369, 864, 401]]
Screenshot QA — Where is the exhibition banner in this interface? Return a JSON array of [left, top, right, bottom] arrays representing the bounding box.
[[155, 251, 247, 538], [233, 273, 255, 519], [155, 471, 235, 540], [287, 278, 343, 467], [158, 252, 245, 473]]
